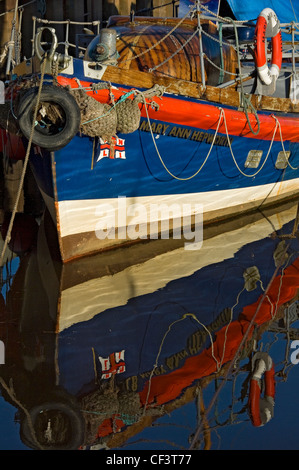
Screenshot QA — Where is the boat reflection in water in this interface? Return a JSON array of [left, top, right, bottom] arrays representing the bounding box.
[[1, 201, 299, 450]]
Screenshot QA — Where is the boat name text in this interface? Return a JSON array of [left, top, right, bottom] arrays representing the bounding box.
[[139, 119, 233, 147]]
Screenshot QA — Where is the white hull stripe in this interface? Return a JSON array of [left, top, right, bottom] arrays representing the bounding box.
[[56, 179, 299, 238]]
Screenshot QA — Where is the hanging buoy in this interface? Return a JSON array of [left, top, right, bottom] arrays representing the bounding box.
[[254, 8, 282, 86], [248, 351, 275, 427]]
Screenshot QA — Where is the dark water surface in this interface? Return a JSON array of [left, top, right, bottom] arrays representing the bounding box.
[[1, 200, 299, 451]]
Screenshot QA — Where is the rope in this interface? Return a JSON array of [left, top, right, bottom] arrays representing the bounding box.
[[221, 108, 277, 177], [201, 27, 237, 49], [0, 0, 36, 17], [227, 17, 261, 135], [142, 101, 279, 180], [139, 94, 224, 181], [200, 2, 253, 25], [0, 41, 14, 65], [290, 0, 298, 23], [272, 115, 299, 170], [0, 57, 47, 266], [204, 52, 238, 76], [218, 22, 225, 85]]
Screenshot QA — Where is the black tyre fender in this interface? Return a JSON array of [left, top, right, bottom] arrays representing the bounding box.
[[20, 401, 85, 450], [17, 84, 81, 151]]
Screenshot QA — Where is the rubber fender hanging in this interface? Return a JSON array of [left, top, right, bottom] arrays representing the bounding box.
[[20, 401, 85, 450], [17, 84, 81, 151]]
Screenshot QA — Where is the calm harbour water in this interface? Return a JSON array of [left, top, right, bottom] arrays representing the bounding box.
[[1, 199, 299, 451]]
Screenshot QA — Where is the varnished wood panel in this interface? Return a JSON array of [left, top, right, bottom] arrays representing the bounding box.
[[106, 16, 238, 86], [101, 64, 299, 114]]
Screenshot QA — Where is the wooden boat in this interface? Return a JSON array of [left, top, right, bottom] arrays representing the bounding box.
[[1, 0, 299, 262]]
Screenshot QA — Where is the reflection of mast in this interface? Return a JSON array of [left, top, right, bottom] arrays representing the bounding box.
[[189, 238, 299, 449], [196, 388, 211, 450]]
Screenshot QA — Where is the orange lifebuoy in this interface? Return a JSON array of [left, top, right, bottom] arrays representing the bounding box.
[[248, 352, 275, 427], [254, 8, 282, 86]]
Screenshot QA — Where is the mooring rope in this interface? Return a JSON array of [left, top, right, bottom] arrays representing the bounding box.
[[220, 107, 278, 177], [0, 57, 47, 266], [272, 115, 299, 170], [139, 94, 224, 180]]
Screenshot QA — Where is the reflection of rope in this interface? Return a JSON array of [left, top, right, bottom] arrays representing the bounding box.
[[258, 279, 274, 318], [273, 252, 296, 318], [218, 286, 246, 370], [189, 240, 292, 449], [0, 57, 47, 266], [143, 313, 220, 414]]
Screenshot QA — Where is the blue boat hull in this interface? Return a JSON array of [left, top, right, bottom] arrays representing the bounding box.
[[29, 100, 299, 261]]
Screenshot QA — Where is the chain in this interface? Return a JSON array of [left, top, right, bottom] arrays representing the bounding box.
[[200, 3, 252, 24]]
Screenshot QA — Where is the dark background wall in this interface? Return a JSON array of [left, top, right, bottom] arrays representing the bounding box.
[[0, 0, 177, 76]]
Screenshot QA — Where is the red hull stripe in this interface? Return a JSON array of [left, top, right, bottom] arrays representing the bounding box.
[[58, 76, 299, 143]]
